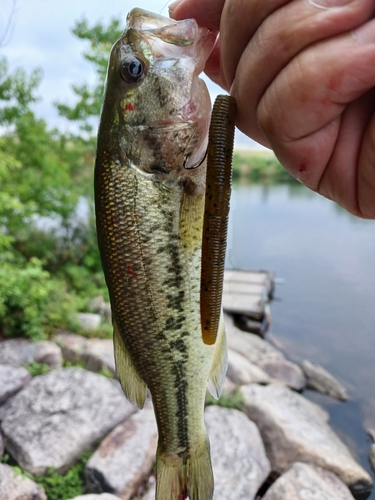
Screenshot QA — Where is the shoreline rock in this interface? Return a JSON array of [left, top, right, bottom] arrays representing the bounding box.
[[85, 405, 157, 499], [0, 368, 135, 475], [263, 462, 356, 500], [54, 332, 116, 374], [301, 359, 348, 401], [0, 365, 32, 404], [0, 463, 47, 500], [0, 339, 62, 369], [205, 405, 271, 500], [241, 383, 372, 495]]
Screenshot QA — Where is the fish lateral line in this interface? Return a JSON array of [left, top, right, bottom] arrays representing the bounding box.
[[200, 95, 236, 346]]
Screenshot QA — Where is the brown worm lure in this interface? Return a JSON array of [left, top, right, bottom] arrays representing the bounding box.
[[201, 95, 236, 345]]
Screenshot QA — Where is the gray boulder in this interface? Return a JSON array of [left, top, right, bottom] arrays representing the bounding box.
[[227, 349, 270, 385], [0, 368, 136, 475], [226, 322, 305, 391], [77, 313, 102, 331], [263, 462, 355, 500], [205, 405, 271, 500], [370, 444, 375, 474], [0, 339, 30, 366], [0, 339, 62, 369], [301, 360, 348, 401], [241, 384, 372, 495], [0, 364, 31, 404], [54, 332, 115, 374], [86, 405, 157, 500], [0, 463, 47, 500], [261, 359, 305, 392], [0, 432, 3, 457]]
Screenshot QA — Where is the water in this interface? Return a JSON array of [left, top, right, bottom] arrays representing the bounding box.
[[226, 183, 375, 496]]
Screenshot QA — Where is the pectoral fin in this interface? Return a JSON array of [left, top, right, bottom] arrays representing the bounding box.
[[207, 311, 228, 399], [113, 319, 147, 409]]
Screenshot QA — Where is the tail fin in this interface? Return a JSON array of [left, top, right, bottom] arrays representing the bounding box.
[[156, 438, 214, 500]]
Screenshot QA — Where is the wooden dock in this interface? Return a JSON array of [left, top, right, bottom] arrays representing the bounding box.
[[222, 270, 274, 336]]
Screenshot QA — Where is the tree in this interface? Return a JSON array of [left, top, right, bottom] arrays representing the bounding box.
[[55, 17, 123, 132]]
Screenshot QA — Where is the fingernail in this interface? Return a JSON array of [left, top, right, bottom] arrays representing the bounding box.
[[308, 0, 352, 9], [353, 19, 375, 44], [168, 0, 184, 16]]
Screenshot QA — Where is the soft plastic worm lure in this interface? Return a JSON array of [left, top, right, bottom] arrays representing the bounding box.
[[201, 95, 236, 345]]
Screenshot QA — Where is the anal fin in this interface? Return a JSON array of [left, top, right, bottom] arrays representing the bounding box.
[[207, 310, 228, 399], [113, 319, 147, 409]]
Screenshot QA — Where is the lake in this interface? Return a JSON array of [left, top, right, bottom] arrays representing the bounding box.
[[226, 182, 375, 497]]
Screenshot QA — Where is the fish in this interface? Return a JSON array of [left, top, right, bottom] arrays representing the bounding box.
[[95, 8, 234, 500]]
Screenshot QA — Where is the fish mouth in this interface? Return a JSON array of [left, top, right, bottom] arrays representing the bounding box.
[[127, 9, 216, 66], [125, 9, 215, 172]]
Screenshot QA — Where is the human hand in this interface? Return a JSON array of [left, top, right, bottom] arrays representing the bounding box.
[[170, 0, 375, 218]]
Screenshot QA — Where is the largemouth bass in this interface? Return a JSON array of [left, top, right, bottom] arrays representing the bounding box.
[[95, 9, 233, 500]]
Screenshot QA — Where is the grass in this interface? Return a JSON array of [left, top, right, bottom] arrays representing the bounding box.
[[1, 450, 92, 500], [206, 387, 245, 411]]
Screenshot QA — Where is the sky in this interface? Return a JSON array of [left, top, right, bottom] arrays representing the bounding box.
[[0, 0, 263, 149]]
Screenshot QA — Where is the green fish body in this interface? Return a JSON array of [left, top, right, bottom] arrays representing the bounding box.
[[95, 9, 227, 500]]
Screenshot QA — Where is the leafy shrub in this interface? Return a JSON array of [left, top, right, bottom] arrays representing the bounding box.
[[0, 257, 80, 340], [26, 361, 51, 377]]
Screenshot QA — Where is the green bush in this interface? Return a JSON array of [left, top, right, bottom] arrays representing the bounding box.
[[0, 257, 80, 341]]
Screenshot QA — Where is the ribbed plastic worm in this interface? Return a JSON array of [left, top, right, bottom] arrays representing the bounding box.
[[201, 95, 236, 345]]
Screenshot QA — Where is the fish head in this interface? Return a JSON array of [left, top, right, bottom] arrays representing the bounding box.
[[100, 8, 216, 192]]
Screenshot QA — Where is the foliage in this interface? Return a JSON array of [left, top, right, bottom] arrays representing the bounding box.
[[26, 361, 51, 377], [1, 450, 92, 500], [232, 151, 296, 183], [0, 55, 107, 339], [0, 257, 79, 340], [205, 388, 245, 411], [55, 17, 123, 132]]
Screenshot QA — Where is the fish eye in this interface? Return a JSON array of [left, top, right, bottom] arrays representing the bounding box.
[[120, 55, 146, 84]]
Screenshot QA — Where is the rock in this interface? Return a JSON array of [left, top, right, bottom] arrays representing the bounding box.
[[261, 359, 305, 392], [205, 406, 271, 500], [370, 444, 375, 474], [263, 462, 355, 500], [54, 332, 116, 374], [241, 384, 372, 495], [0, 339, 62, 369], [0, 432, 4, 456], [89, 296, 111, 321], [142, 483, 156, 500], [69, 495, 122, 500], [0, 339, 30, 366], [0, 463, 47, 500], [226, 322, 284, 364], [85, 405, 157, 500], [226, 322, 305, 391], [77, 313, 102, 331], [368, 428, 375, 442], [26, 341, 62, 369], [0, 364, 32, 404], [0, 368, 136, 475], [301, 360, 348, 401], [227, 349, 270, 385]]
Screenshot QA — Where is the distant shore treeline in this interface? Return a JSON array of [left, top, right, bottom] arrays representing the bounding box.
[[232, 150, 297, 184]]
